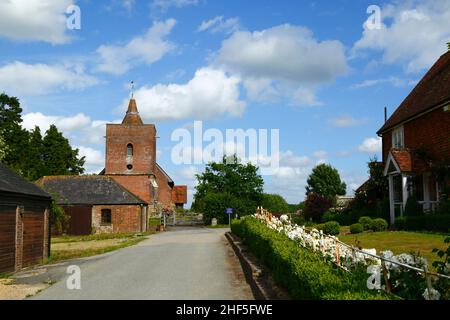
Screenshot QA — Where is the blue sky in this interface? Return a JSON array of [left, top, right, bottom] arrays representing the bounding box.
[[1, 0, 449, 206]]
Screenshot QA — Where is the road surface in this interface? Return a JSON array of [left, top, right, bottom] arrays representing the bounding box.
[[24, 227, 254, 300]]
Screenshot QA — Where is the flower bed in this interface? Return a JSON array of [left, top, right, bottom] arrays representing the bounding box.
[[232, 211, 449, 300], [231, 216, 388, 300]]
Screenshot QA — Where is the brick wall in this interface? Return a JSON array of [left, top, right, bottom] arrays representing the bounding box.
[[110, 175, 152, 203], [92, 204, 143, 234], [382, 107, 450, 164], [155, 166, 174, 209], [105, 124, 156, 175]]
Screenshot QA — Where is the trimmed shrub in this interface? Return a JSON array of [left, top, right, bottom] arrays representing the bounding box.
[[358, 216, 373, 231], [370, 218, 388, 232], [322, 221, 340, 236], [231, 217, 387, 300], [395, 214, 450, 233], [350, 223, 364, 234]]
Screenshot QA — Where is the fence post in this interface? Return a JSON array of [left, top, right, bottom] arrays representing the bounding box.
[[381, 260, 391, 294], [424, 266, 433, 299], [335, 240, 341, 268]]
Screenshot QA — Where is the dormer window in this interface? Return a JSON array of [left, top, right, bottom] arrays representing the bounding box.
[[127, 144, 133, 157], [392, 126, 404, 148]]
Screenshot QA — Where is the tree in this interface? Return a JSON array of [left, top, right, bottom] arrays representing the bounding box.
[[42, 125, 85, 176], [261, 194, 290, 214], [192, 155, 264, 219], [303, 192, 333, 222], [24, 126, 46, 181], [0, 129, 7, 161], [448, 42, 450, 50], [306, 163, 347, 199], [0, 93, 30, 173]]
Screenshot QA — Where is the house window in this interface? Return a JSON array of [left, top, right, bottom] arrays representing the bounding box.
[[101, 209, 112, 225], [392, 126, 404, 148], [127, 144, 133, 157]]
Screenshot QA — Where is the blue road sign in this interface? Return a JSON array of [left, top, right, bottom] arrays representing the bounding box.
[[226, 208, 233, 215]]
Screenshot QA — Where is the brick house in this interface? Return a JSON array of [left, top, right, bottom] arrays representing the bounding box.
[[0, 163, 51, 273], [100, 98, 187, 212], [37, 176, 148, 235], [377, 51, 450, 224]]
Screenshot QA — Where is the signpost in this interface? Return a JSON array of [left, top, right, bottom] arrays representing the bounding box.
[[226, 208, 233, 228]]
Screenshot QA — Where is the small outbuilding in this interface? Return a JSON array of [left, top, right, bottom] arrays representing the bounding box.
[[37, 175, 148, 235], [0, 163, 51, 273]]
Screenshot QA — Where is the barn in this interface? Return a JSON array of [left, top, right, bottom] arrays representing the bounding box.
[[0, 163, 51, 273], [37, 175, 148, 235]]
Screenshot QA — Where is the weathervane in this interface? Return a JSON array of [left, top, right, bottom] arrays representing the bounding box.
[[131, 80, 135, 98]]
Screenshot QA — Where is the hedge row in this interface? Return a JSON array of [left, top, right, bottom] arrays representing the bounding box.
[[231, 217, 387, 300], [395, 214, 450, 233]]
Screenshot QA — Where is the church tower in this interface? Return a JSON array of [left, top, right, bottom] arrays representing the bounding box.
[[105, 98, 157, 203]]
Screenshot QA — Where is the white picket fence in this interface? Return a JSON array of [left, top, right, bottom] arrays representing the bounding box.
[[254, 207, 450, 300]]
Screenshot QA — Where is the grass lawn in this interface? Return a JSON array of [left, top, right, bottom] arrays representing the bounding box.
[[47, 232, 153, 263], [339, 231, 448, 267]]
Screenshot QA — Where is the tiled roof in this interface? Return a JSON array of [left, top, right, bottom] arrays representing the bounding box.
[[0, 162, 51, 199], [378, 50, 450, 134], [391, 149, 412, 172], [122, 99, 144, 126], [37, 175, 147, 205]]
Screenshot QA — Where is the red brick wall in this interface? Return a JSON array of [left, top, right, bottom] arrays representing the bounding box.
[[382, 107, 450, 163], [110, 175, 153, 203], [155, 166, 174, 209], [92, 205, 143, 233], [105, 124, 156, 175]]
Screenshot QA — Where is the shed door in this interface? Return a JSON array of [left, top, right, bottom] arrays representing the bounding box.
[[22, 209, 45, 267], [63, 206, 92, 235], [0, 205, 17, 273]]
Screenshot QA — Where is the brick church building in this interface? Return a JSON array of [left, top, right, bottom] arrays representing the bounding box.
[[39, 98, 187, 235], [101, 98, 187, 213]]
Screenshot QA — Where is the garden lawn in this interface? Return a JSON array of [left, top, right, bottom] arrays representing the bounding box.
[[48, 232, 153, 262], [339, 231, 447, 267]]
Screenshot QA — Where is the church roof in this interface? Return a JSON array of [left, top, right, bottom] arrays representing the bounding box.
[[122, 99, 144, 125], [37, 175, 147, 205]]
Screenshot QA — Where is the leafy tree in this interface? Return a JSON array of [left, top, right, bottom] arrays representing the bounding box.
[[448, 42, 450, 50], [42, 125, 85, 176], [24, 126, 46, 181], [306, 163, 347, 199], [0, 129, 7, 161], [303, 192, 333, 222], [261, 194, 290, 214], [0, 93, 29, 173], [192, 155, 264, 217]]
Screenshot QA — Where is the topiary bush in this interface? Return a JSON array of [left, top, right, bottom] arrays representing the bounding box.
[[370, 218, 388, 232], [350, 223, 363, 234], [322, 221, 340, 235], [358, 216, 373, 231]]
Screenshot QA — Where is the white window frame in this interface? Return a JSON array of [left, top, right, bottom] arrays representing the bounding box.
[[392, 126, 404, 148]]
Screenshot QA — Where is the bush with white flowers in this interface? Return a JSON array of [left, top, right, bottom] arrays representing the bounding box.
[[252, 212, 446, 300]]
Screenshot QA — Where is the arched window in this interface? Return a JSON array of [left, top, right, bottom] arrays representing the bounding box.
[[127, 144, 133, 157]]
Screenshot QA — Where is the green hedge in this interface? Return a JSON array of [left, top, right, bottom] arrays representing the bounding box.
[[395, 214, 450, 233], [350, 223, 363, 234], [231, 217, 387, 300]]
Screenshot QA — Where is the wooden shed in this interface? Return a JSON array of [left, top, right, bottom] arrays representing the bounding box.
[[0, 163, 51, 273]]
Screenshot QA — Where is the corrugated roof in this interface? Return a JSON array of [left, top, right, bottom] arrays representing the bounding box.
[[37, 175, 147, 205], [378, 50, 450, 134], [0, 163, 51, 199]]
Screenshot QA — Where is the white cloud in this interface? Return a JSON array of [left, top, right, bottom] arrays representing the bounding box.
[[22, 112, 91, 133], [359, 137, 382, 154], [213, 24, 347, 106], [95, 19, 176, 75], [0, 61, 99, 96], [77, 146, 104, 174], [152, 0, 199, 11], [351, 77, 416, 89], [313, 151, 327, 159], [0, 0, 73, 44], [122, 0, 135, 12], [329, 115, 367, 128], [120, 68, 246, 121], [197, 16, 240, 34], [353, 0, 450, 72], [215, 24, 348, 84]]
